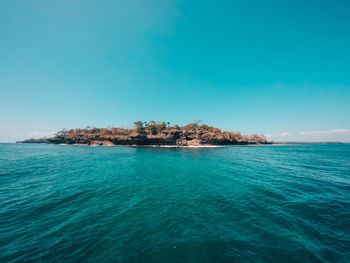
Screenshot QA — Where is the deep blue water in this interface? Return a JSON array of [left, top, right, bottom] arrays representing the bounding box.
[[0, 143, 350, 262]]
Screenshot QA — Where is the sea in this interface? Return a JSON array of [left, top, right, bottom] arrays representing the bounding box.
[[0, 143, 349, 262]]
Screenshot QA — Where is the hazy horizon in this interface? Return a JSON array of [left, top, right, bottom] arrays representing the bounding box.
[[1, 0, 349, 142], [2, 126, 350, 143]]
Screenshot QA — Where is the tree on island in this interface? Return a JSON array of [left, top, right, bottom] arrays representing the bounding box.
[[134, 121, 145, 134]]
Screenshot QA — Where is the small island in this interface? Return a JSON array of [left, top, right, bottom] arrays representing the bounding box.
[[18, 121, 271, 146]]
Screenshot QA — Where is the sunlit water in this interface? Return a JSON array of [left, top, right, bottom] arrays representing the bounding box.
[[0, 143, 349, 262]]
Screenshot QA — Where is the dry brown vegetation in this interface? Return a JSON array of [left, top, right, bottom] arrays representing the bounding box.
[[22, 121, 269, 146]]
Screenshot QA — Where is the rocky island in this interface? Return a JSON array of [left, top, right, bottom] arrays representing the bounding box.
[[18, 121, 271, 146]]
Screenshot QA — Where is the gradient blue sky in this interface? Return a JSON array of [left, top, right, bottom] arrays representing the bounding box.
[[1, 0, 350, 142]]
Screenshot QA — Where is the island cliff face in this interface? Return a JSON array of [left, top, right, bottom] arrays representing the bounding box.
[[19, 121, 271, 146]]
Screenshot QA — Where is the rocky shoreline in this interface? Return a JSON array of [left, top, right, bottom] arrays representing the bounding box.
[[18, 121, 272, 146]]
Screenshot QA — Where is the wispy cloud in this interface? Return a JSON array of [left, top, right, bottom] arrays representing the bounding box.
[[265, 132, 289, 138], [300, 129, 350, 136], [27, 131, 55, 138], [264, 129, 350, 142]]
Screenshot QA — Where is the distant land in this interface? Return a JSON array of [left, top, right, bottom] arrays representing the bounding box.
[[17, 121, 271, 146]]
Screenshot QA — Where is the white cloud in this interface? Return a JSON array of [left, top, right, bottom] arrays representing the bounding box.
[[264, 129, 350, 142], [0, 130, 56, 142], [300, 129, 350, 136], [264, 132, 289, 138], [27, 131, 55, 138]]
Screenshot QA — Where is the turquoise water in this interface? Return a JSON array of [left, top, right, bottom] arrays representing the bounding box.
[[0, 143, 349, 262]]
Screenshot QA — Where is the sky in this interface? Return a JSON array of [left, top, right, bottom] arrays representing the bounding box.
[[1, 0, 350, 142]]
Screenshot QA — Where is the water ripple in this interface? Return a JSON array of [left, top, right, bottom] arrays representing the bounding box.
[[0, 143, 349, 262]]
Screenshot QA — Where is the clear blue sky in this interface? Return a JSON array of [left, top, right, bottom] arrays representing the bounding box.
[[1, 0, 350, 142]]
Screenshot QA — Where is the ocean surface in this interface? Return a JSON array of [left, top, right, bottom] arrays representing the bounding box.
[[0, 143, 349, 263]]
